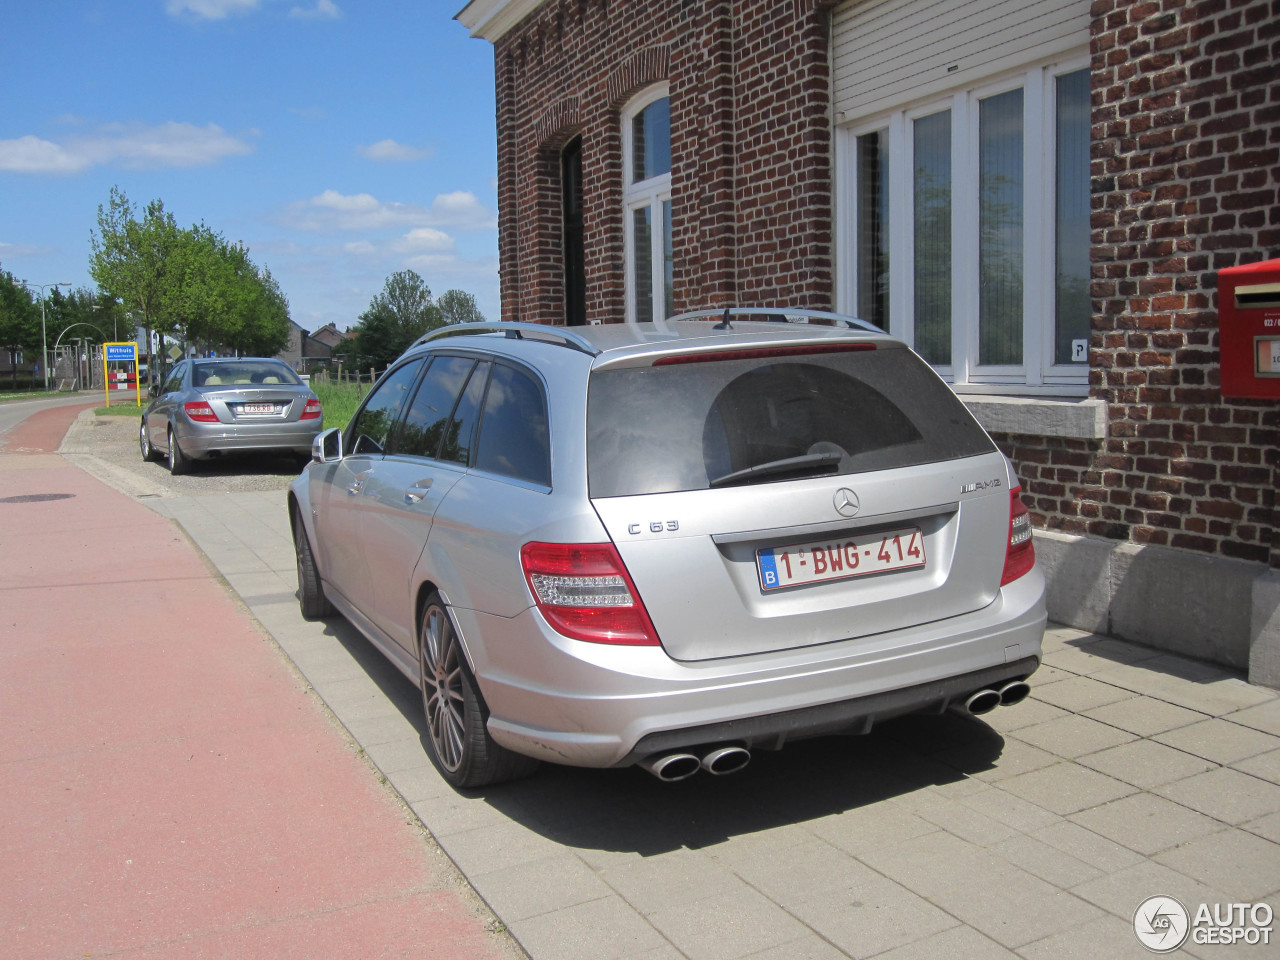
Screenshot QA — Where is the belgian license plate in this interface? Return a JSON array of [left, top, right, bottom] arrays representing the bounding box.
[[241, 403, 277, 415], [756, 526, 926, 591]]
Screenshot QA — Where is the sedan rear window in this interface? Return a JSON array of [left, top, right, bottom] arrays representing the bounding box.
[[192, 360, 301, 387], [587, 346, 994, 497]]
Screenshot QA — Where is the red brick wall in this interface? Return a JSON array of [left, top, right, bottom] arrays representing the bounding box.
[[489, 0, 836, 326], [1033, 0, 1279, 564]]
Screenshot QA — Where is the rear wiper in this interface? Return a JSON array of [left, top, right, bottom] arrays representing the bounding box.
[[709, 451, 843, 488]]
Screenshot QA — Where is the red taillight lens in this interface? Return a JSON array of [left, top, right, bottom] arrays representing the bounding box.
[[653, 343, 876, 366], [1001, 487, 1036, 586], [183, 401, 219, 423], [300, 398, 322, 420], [520, 541, 660, 646]]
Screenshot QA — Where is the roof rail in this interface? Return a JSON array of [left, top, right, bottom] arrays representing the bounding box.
[[415, 321, 600, 356], [665, 308, 882, 335]]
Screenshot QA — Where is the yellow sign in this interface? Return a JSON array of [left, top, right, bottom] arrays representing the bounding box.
[[102, 342, 141, 407]]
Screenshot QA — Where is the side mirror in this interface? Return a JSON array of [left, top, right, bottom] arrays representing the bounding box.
[[313, 427, 344, 463], [148, 383, 160, 398]]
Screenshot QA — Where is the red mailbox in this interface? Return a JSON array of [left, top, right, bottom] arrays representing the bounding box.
[[1220, 257, 1280, 400]]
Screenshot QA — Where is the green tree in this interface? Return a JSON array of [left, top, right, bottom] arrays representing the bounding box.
[[353, 270, 440, 368], [436, 288, 485, 326], [89, 187, 180, 372], [0, 269, 40, 387]]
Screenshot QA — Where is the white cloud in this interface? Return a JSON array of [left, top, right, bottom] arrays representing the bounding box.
[[392, 228, 455, 254], [289, 0, 341, 19], [359, 139, 433, 163], [166, 0, 259, 19], [0, 241, 53, 260], [0, 122, 254, 174], [343, 240, 376, 255], [282, 189, 495, 233]]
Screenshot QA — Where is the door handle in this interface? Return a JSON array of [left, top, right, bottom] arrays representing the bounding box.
[[404, 478, 434, 504], [347, 470, 370, 496]]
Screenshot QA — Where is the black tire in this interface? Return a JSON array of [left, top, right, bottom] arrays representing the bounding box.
[[167, 426, 191, 476], [293, 511, 333, 620], [418, 594, 539, 789], [140, 419, 160, 462]]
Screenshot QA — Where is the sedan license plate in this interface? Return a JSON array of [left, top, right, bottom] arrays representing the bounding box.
[[757, 526, 925, 591], [240, 403, 278, 415]]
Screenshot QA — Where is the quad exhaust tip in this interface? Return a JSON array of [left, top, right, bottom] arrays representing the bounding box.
[[640, 745, 752, 781], [956, 680, 1033, 717]]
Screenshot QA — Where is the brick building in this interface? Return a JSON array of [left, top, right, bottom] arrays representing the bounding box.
[[457, 0, 1280, 683]]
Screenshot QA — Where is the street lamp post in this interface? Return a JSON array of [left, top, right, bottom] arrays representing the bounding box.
[[18, 281, 71, 391]]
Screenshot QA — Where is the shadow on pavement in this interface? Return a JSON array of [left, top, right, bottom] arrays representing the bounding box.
[[321, 612, 1009, 856]]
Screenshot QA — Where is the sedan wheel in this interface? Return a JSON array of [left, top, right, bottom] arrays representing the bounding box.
[[139, 420, 160, 462], [418, 594, 538, 788], [167, 426, 191, 476]]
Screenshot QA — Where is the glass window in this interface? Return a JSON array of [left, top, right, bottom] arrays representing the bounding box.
[[474, 364, 551, 486], [845, 58, 1090, 391], [913, 110, 951, 364], [346, 359, 423, 457], [978, 88, 1024, 367], [632, 96, 671, 183], [587, 348, 994, 498], [1055, 68, 1091, 365], [163, 363, 186, 394], [439, 361, 490, 465], [856, 130, 890, 330], [623, 87, 673, 325], [394, 355, 475, 459]]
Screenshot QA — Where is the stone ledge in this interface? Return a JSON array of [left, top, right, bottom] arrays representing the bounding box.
[[963, 395, 1107, 440]]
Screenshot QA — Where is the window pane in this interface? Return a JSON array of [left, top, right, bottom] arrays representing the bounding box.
[[346, 359, 423, 456], [475, 364, 551, 486], [979, 88, 1024, 366], [913, 110, 952, 365], [440, 361, 490, 465], [856, 131, 890, 329], [395, 355, 475, 459], [662, 199, 673, 320], [633, 205, 654, 323], [632, 97, 671, 183], [1055, 69, 1091, 365]]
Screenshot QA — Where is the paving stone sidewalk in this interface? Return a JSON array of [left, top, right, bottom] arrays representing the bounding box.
[[60, 415, 1280, 960]]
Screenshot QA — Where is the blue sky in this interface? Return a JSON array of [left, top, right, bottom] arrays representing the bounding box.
[[1, 0, 499, 332]]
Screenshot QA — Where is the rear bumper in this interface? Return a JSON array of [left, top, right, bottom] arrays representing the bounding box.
[[177, 421, 321, 458], [455, 568, 1047, 768]]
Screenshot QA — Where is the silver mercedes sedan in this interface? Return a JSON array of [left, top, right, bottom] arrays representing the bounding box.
[[141, 357, 323, 474], [288, 313, 1046, 789]]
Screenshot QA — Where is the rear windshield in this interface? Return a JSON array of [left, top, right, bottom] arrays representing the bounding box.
[[192, 361, 301, 388], [587, 346, 995, 498]]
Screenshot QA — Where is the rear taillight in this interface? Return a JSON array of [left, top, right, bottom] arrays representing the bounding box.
[[520, 542, 660, 646], [300, 398, 322, 420], [1001, 487, 1036, 586], [183, 401, 218, 423]]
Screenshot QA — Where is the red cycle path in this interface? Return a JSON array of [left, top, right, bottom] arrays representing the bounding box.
[[0, 409, 512, 958]]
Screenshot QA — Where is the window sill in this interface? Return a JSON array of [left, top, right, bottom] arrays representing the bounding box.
[[961, 395, 1106, 440]]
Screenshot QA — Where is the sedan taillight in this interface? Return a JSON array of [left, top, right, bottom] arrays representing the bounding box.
[[1001, 487, 1036, 586], [520, 542, 660, 645], [183, 401, 219, 423], [300, 398, 322, 420]]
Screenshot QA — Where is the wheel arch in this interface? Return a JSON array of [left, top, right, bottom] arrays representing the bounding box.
[[414, 580, 478, 675]]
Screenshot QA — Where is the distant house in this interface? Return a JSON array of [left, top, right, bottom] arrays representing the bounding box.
[[277, 320, 333, 372], [309, 322, 349, 350]]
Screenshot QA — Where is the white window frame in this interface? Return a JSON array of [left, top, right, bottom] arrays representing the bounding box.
[[622, 83, 672, 325], [836, 53, 1091, 396]]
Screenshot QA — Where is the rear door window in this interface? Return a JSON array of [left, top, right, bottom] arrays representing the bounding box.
[[474, 363, 551, 487], [587, 345, 995, 497]]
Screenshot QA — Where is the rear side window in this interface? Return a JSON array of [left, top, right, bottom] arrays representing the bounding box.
[[587, 346, 994, 497], [474, 363, 550, 487]]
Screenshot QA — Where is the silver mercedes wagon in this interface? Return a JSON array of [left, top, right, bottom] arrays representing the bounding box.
[[288, 311, 1046, 788]]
